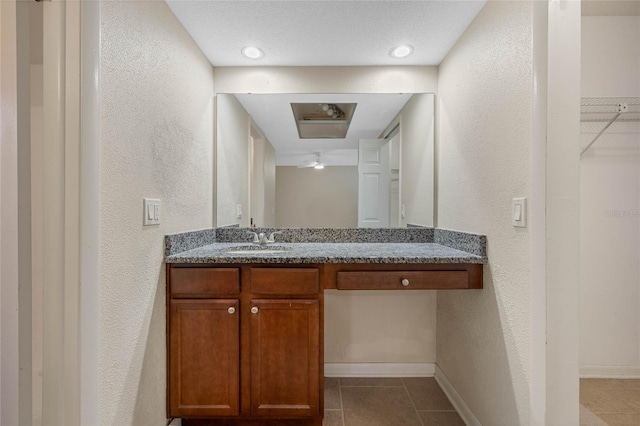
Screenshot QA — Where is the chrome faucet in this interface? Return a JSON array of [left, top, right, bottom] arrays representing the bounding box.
[[247, 231, 282, 246]]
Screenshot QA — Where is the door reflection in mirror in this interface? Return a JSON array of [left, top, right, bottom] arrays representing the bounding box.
[[216, 93, 434, 228]]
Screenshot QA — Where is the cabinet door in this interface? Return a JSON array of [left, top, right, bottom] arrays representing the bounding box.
[[170, 299, 239, 417], [250, 299, 320, 417]]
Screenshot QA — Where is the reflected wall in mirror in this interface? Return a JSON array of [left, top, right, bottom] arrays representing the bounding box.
[[215, 93, 434, 228]]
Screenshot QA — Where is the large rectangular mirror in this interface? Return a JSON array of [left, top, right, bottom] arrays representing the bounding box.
[[215, 93, 434, 228]]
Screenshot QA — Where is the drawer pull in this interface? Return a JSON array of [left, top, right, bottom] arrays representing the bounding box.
[[227, 307, 236, 315], [251, 307, 259, 314], [401, 278, 410, 287]]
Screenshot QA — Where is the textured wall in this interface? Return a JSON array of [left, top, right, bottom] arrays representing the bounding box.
[[214, 66, 438, 94], [217, 94, 250, 226], [436, 2, 532, 425], [580, 16, 640, 377], [100, 1, 213, 424]]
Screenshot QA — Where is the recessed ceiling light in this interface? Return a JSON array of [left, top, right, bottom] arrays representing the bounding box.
[[241, 46, 264, 60], [390, 45, 414, 59]]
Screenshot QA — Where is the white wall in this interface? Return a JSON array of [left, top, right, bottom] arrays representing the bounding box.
[[580, 16, 640, 378], [217, 94, 250, 226], [382, 93, 435, 227], [99, 2, 213, 424], [436, 2, 533, 425], [251, 137, 276, 227], [275, 166, 358, 228]]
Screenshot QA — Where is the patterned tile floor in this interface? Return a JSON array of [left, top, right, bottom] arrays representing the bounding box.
[[324, 377, 464, 426]]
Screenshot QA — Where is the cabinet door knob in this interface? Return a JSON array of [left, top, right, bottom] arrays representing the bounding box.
[[251, 306, 259, 314], [227, 307, 236, 314], [401, 278, 410, 287]]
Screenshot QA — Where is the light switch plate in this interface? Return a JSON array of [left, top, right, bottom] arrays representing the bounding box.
[[143, 198, 161, 226], [236, 204, 243, 219], [512, 198, 526, 227]]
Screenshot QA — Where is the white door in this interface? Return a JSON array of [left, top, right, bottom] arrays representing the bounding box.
[[358, 139, 390, 228]]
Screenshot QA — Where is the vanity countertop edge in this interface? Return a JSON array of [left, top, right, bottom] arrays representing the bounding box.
[[164, 227, 488, 265]]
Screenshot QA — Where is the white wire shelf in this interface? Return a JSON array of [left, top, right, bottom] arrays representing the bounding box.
[[580, 97, 640, 157]]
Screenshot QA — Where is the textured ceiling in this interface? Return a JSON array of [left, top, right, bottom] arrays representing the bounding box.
[[166, 1, 487, 66], [234, 93, 413, 166]]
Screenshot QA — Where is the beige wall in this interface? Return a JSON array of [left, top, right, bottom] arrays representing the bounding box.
[[436, 2, 533, 425], [1, 1, 21, 423], [217, 94, 250, 226], [251, 137, 276, 227], [214, 66, 438, 94], [275, 166, 357, 228], [99, 2, 213, 424], [580, 16, 640, 377], [325, 290, 436, 364], [382, 93, 435, 227]]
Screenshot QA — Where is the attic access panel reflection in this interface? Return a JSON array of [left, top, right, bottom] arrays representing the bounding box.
[[291, 103, 357, 139]]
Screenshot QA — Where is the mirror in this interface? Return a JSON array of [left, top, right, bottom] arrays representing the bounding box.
[[215, 93, 434, 228]]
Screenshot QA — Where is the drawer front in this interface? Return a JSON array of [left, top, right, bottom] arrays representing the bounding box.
[[170, 267, 240, 298], [250, 268, 319, 295], [336, 270, 469, 290]]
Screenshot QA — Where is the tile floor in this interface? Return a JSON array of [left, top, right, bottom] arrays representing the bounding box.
[[324, 377, 464, 426], [580, 379, 640, 426]]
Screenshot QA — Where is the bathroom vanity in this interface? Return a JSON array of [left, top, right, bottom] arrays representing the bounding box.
[[165, 227, 486, 425]]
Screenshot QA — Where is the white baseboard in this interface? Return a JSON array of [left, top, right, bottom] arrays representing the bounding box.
[[434, 365, 481, 426], [324, 363, 435, 378], [580, 365, 640, 379]]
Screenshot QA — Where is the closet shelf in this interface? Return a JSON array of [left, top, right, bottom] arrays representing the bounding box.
[[580, 97, 640, 157]]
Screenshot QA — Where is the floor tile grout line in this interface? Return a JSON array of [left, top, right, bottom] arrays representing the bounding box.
[[337, 378, 345, 426], [402, 377, 426, 426]]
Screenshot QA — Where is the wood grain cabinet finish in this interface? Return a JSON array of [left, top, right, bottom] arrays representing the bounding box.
[[167, 261, 482, 423], [169, 299, 240, 418], [171, 267, 240, 298], [250, 299, 320, 417], [167, 265, 323, 424]]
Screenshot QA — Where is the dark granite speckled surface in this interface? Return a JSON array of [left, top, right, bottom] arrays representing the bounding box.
[[164, 228, 216, 257], [434, 228, 487, 258], [164, 227, 487, 265], [165, 242, 485, 264], [215, 227, 434, 244]]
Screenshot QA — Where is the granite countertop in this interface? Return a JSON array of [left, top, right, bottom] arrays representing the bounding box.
[[165, 242, 485, 264], [164, 227, 487, 265]]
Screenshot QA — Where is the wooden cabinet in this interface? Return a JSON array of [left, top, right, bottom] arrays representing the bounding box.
[[167, 260, 482, 424], [167, 264, 324, 425], [324, 263, 483, 290], [169, 299, 240, 418], [250, 299, 320, 417]]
